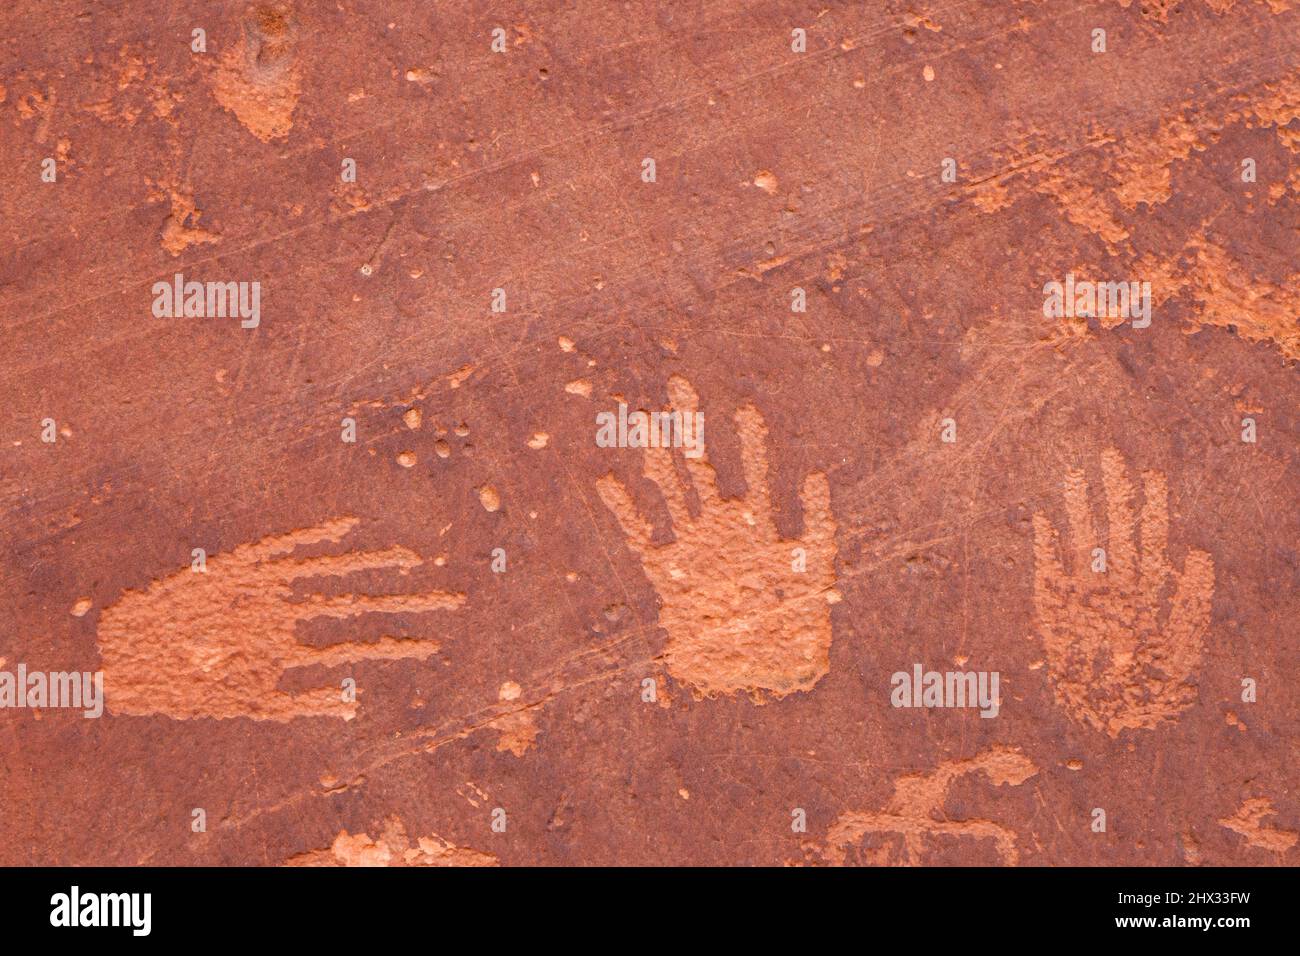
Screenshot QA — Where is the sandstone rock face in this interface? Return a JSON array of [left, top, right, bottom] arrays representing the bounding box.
[[1, 1, 1297, 866]]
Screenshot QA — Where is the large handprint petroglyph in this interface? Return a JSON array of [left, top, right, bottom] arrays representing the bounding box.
[[98, 517, 463, 721], [1031, 448, 1214, 736], [595, 376, 839, 701]]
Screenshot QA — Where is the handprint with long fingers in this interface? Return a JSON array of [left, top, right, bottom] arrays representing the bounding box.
[[1031, 448, 1215, 736], [97, 516, 462, 720], [595, 376, 839, 702]]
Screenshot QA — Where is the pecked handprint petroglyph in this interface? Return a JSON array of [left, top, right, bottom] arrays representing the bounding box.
[[595, 376, 839, 702], [97, 517, 463, 721], [824, 746, 1038, 866], [1031, 448, 1215, 736]]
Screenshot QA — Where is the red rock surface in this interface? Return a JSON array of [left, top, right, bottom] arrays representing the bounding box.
[[1, 1, 1297, 866]]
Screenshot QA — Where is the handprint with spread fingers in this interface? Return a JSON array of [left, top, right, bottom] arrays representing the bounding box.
[[595, 376, 839, 701], [1031, 448, 1215, 736], [98, 516, 463, 720]]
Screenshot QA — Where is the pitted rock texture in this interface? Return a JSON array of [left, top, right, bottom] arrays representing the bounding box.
[[1, 0, 1297, 866]]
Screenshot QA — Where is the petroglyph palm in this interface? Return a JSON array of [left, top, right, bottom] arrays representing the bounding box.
[[1031, 448, 1215, 736], [98, 517, 462, 720], [596, 376, 838, 700], [825, 747, 1037, 865]]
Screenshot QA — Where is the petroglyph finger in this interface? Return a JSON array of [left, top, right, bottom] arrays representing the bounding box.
[[1162, 548, 1215, 683], [1061, 467, 1095, 577], [665, 375, 720, 509], [799, 471, 836, 547], [642, 445, 691, 532], [595, 473, 655, 554], [238, 516, 361, 563], [733, 404, 772, 505], [294, 590, 465, 620], [1031, 511, 1067, 591], [1100, 448, 1137, 586], [274, 545, 424, 582], [1138, 469, 1171, 591]]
